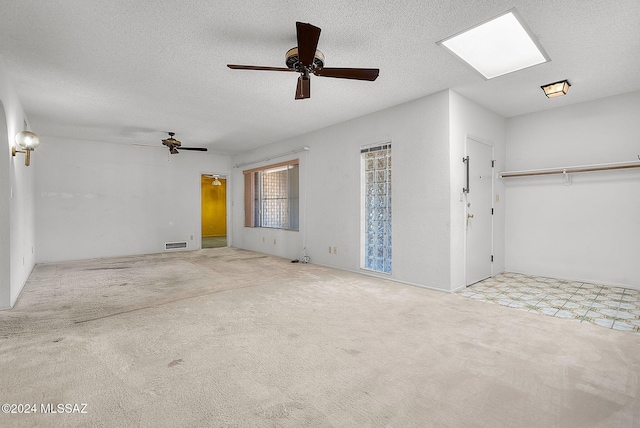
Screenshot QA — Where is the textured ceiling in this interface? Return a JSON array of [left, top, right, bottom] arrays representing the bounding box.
[[1, 0, 639, 154]]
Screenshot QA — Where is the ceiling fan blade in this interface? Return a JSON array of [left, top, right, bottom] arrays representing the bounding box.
[[314, 67, 379, 81], [177, 147, 208, 151], [227, 64, 295, 72], [296, 22, 321, 67], [295, 76, 310, 100]]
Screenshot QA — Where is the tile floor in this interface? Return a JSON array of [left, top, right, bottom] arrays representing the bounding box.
[[460, 272, 640, 336]]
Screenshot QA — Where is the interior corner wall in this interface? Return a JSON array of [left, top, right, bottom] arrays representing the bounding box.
[[0, 55, 36, 309], [35, 137, 231, 263], [505, 90, 640, 288], [0, 100, 10, 309], [232, 91, 452, 291], [230, 147, 306, 260], [449, 90, 506, 292]]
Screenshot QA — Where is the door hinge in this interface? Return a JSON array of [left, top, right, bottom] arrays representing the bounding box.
[[491, 255, 494, 262], [491, 208, 494, 215], [491, 160, 495, 167]]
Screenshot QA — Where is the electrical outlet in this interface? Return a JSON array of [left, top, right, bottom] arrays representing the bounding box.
[[262, 237, 265, 243], [495, 194, 500, 202], [274, 239, 276, 245]]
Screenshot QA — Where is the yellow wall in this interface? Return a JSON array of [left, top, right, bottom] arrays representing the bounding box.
[[201, 176, 226, 237]]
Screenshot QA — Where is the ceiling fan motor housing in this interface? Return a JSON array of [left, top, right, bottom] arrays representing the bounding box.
[[162, 138, 181, 148], [285, 47, 325, 71]]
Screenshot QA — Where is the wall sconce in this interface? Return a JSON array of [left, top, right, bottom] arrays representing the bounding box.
[[212, 176, 222, 186], [12, 131, 40, 166], [541, 80, 571, 98]]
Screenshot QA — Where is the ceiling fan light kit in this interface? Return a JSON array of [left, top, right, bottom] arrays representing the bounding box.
[[227, 22, 379, 99], [285, 47, 325, 70], [161, 132, 208, 154]]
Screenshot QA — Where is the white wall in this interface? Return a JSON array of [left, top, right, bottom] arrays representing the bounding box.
[[232, 91, 454, 291], [505, 90, 640, 288], [449, 91, 506, 291], [0, 55, 37, 309], [0, 100, 9, 309], [26, 82, 638, 300], [35, 137, 231, 262]]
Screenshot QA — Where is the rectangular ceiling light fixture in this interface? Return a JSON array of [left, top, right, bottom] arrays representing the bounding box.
[[541, 80, 571, 98], [437, 9, 550, 79]]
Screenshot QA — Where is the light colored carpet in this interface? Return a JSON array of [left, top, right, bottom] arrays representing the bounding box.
[[0, 248, 638, 427]]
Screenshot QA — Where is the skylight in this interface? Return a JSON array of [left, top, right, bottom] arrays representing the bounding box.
[[437, 10, 549, 79]]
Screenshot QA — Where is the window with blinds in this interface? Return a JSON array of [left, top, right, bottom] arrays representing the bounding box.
[[243, 160, 299, 230], [362, 143, 391, 274]]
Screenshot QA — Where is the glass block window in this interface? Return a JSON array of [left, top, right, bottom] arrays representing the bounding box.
[[362, 143, 391, 274], [244, 160, 299, 230]]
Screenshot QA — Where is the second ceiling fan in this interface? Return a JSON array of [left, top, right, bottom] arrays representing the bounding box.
[[161, 132, 208, 155], [227, 22, 379, 100]]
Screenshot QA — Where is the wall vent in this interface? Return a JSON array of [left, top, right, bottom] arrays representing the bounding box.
[[165, 241, 188, 250]]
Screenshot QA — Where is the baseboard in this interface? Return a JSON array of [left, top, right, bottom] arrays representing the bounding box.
[[450, 284, 467, 294], [507, 270, 640, 291], [311, 262, 453, 294], [452, 269, 506, 294], [9, 262, 35, 309]]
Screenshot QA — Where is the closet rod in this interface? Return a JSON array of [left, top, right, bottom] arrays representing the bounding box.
[[500, 161, 640, 178]]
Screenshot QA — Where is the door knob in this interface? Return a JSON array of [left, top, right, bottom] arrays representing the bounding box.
[[467, 213, 474, 218]]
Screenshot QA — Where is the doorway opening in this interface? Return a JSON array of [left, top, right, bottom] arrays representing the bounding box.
[[201, 174, 227, 248]]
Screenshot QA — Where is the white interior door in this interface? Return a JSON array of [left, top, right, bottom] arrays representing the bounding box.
[[465, 138, 493, 286]]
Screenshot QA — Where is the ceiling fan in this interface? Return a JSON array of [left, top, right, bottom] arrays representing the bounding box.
[[227, 22, 379, 99], [161, 132, 208, 155]]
